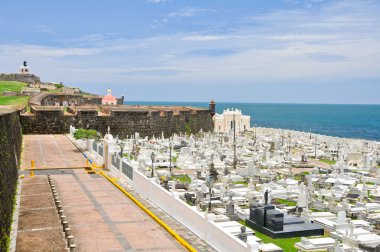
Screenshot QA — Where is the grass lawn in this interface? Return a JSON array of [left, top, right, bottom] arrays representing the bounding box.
[[172, 174, 191, 184], [0, 81, 28, 93], [319, 159, 336, 165], [274, 198, 297, 206], [234, 180, 248, 186], [0, 96, 29, 106], [238, 220, 301, 251]]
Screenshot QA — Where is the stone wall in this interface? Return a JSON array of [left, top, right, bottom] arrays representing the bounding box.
[[20, 106, 213, 138], [40, 94, 85, 106], [34, 94, 124, 106], [0, 73, 40, 84], [0, 108, 22, 251]]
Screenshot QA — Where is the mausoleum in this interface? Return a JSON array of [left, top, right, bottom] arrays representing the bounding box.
[[213, 108, 250, 133]]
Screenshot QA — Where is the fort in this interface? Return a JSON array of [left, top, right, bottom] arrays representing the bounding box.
[[0, 73, 40, 84], [0, 66, 214, 137], [20, 103, 214, 138], [18, 88, 214, 137]]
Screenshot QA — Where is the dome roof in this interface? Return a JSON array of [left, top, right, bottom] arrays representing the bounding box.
[[102, 94, 116, 103]]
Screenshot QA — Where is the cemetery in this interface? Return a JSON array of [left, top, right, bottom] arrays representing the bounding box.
[[66, 107, 380, 251]]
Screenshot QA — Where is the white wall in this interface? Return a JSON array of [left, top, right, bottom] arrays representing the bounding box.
[[108, 156, 258, 252]]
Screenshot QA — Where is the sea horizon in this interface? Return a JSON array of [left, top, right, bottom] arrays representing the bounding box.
[[125, 100, 380, 106], [125, 101, 380, 142]]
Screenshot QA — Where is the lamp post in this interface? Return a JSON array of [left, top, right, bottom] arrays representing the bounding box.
[[206, 176, 214, 212], [116, 139, 124, 157], [151, 152, 155, 178], [337, 143, 341, 160], [314, 136, 318, 159], [207, 154, 218, 212], [169, 141, 172, 174], [233, 113, 237, 169]]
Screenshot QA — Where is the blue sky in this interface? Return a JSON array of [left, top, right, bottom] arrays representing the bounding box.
[[0, 0, 379, 104]]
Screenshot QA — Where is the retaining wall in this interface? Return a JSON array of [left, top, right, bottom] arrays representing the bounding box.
[[0, 108, 22, 251], [0, 74, 40, 84], [20, 106, 213, 138]]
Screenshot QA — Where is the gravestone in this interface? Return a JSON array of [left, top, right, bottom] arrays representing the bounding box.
[[225, 194, 239, 221], [337, 210, 347, 224]]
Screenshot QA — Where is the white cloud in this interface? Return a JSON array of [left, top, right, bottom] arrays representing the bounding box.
[[1, 0, 379, 94], [35, 25, 56, 35], [147, 0, 171, 3], [168, 8, 210, 18], [182, 35, 227, 41]]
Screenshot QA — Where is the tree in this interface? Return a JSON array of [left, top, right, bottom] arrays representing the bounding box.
[[209, 161, 219, 181], [185, 122, 191, 137]]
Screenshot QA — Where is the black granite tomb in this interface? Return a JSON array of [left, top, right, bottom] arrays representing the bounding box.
[[246, 203, 324, 238]]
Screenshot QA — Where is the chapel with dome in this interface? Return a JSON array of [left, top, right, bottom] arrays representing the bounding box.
[[102, 88, 117, 105]]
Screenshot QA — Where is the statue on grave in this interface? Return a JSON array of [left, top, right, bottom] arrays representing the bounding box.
[[224, 163, 229, 175], [238, 226, 247, 242], [264, 189, 269, 205]]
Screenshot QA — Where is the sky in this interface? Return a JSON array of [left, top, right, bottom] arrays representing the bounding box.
[[0, 0, 379, 104]]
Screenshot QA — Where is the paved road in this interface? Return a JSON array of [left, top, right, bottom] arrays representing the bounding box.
[[51, 169, 185, 252], [21, 135, 87, 170], [18, 134, 213, 251]]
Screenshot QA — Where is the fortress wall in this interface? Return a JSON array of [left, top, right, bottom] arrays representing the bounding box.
[[0, 108, 22, 251], [20, 107, 213, 138], [39, 94, 124, 106], [40, 94, 84, 106], [0, 73, 40, 84]]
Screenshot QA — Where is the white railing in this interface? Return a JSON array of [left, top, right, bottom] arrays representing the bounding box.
[[108, 157, 259, 252]]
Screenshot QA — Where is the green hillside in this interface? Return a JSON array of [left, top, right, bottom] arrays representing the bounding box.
[[0, 81, 29, 106], [0, 96, 29, 106], [0, 81, 28, 93]]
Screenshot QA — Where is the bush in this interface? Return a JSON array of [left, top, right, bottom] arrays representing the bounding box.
[[54, 83, 64, 89], [73, 128, 99, 140]]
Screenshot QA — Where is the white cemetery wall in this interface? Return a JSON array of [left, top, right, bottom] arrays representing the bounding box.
[[83, 137, 257, 252]]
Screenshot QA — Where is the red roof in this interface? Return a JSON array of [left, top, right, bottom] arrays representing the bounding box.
[[102, 94, 116, 102]]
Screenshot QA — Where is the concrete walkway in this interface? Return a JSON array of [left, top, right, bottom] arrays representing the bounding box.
[[21, 135, 87, 170], [51, 169, 185, 252], [108, 172, 217, 252]]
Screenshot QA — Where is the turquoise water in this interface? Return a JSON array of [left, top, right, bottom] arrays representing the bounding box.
[[125, 101, 380, 141]]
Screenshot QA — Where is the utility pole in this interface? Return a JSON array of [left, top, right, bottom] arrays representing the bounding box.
[[314, 136, 317, 159], [169, 141, 172, 174], [233, 113, 237, 169]]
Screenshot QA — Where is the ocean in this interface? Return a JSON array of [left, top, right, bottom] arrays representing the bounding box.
[[124, 101, 380, 141]]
